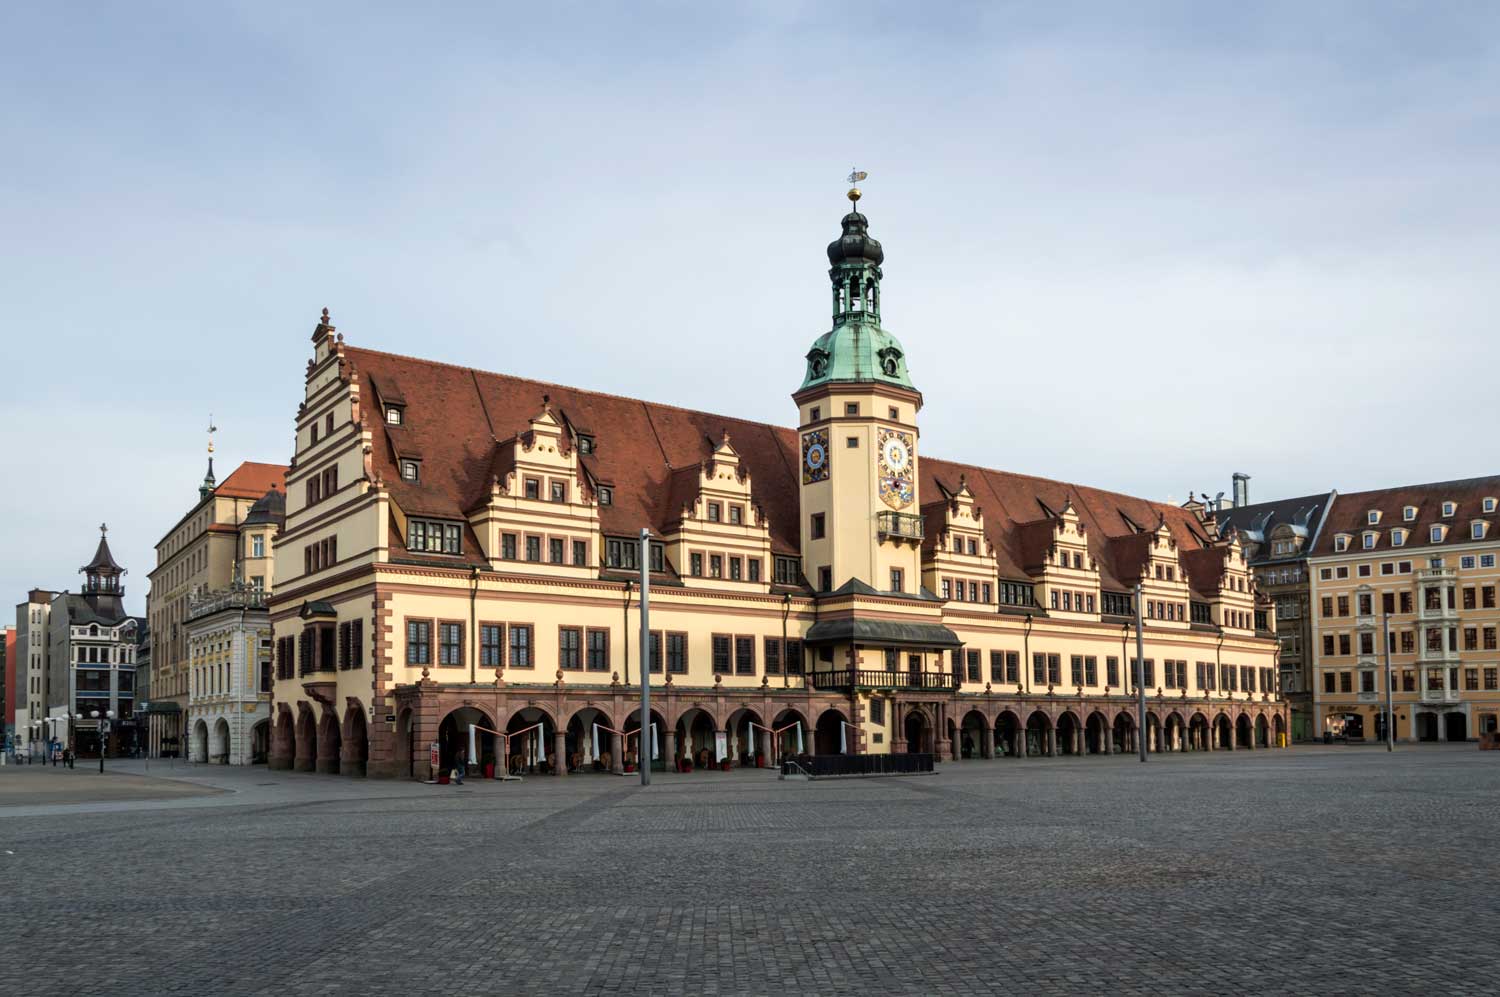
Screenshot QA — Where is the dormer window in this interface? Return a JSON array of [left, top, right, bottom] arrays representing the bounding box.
[[408, 519, 461, 555], [577, 435, 594, 455], [1472, 522, 1487, 540], [1334, 535, 1349, 553], [707, 502, 721, 522], [1403, 506, 1417, 521], [524, 478, 540, 500], [1367, 510, 1380, 525], [1430, 525, 1445, 543], [1486, 498, 1497, 514], [1362, 532, 1377, 550], [550, 481, 566, 503], [386, 405, 404, 425], [400, 459, 420, 482], [728, 505, 742, 525], [1392, 529, 1406, 547], [1442, 501, 1456, 517], [598, 486, 613, 506]]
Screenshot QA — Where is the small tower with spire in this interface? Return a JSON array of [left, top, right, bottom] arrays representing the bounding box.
[[81, 523, 127, 601], [200, 416, 218, 499]]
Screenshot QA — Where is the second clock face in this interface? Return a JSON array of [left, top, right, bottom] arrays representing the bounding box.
[[802, 429, 830, 484], [876, 426, 915, 510]]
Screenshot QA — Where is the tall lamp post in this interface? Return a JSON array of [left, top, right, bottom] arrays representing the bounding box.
[[1382, 607, 1394, 752], [638, 528, 651, 788], [1134, 582, 1147, 762], [90, 709, 116, 773]]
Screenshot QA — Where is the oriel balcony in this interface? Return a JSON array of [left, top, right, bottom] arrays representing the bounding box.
[[876, 511, 925, 541], [810, 668, 954, 691]]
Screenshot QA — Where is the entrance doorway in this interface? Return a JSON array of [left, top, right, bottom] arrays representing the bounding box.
[[1444, 712, 1467, 742], [904, 710, 932, 754], [1416, 712, 1438, 742]]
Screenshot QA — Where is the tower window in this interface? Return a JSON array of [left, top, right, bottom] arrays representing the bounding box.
[[809, 406, 821, 422], [889, 407, 899, 420], [845, 403, 859, 416], [811, 513, 826, 540], [846, 436, 858, 448]]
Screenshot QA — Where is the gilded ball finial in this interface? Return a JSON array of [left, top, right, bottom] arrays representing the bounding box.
[[847, 187, 861, 203]]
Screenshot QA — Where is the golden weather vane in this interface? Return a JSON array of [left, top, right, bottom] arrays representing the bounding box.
[[846, 168, 868, 204]]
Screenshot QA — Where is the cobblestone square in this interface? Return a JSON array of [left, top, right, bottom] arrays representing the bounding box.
[[2, 746, 1496, 995]]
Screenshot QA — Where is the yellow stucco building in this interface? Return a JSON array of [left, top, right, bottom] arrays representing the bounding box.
[[267, 191, 1284, 778], [1309, 478, 1500, 742]]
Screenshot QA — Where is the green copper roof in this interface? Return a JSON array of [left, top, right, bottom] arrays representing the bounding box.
[[799, 319, 915, 392]]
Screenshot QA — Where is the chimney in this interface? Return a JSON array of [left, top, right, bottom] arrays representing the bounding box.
[[1232, 472, 1250, 508]]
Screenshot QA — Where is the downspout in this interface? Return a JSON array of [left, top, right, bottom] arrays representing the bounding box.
[[781, 592, 791, 689], [469, 565, 479, 685], [622, 580, 633, 685], [1023, 613, 1032, 694]]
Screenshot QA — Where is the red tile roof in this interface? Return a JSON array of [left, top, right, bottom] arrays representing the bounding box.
[[216, 461, 287, 500], [1311, 476, 1500, 557], [344, 345, 1212, 592]]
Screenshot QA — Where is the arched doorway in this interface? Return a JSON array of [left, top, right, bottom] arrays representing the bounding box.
[[250, 720, 271, 765], [294, 706, 316, 772], [1416, 711, 1438, 742], [1056, 711, 1081, 755], [625, 707, 669, 771], [1189, 712, 1210, 751], [1444, 712, 1467, 742], [678, 707, 720, 769], [1164, 712, 1185, 752], [191, 720, 209, 763], [394, 708, 415, 779], [1213, 713, 1232, 749], [437, 706, 496, 775], [316, 711, 342, 774], [1146, 712, 1162, 753], [344, 706, 369, 777], [503, 707, 550, 774], [995, 711, 1020, 757], [1254, 715, 1269, 748], [1085, 711, 1109, 754], [1025, 710, 1052, 757], [816, 709, 851, 755], [270, 707, 294, 769], [211, 717, 231, 764], [724, 707, 765, 766], [1272, 714, 1286, 748], [1113, 712, 1134, 754], [770, 709, 809, 763], [959, 710, 987, 758], [568, 706, 616, 773], [904, 708, 934, 755]]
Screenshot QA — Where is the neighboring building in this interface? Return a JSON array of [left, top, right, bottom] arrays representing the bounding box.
[[1212, 486, 1334, 741], [185, 488, 283, 764], [1309, 476, 1500, 742], [13, 527, 142, 756], [1, 626, 14, 748], [144, 456, 286, 757], [15, 589, 57, 756], [268, 191, 1284, 779]]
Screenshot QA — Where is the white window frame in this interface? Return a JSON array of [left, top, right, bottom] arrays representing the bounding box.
[[1334, 536, 1349, 552], [1392, 529, 1405, 547], [1485, 497, 1497, 513], [1367, 511, 1380, 525], [1442, 501, 1456, 517], [1472, 522, 1486, 540], [1430, 525, 1444, 543], [1403, 506, 1417, 522], [1362, 532, 1376, 550]]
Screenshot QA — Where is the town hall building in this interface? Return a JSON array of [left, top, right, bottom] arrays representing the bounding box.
[[267, 188, 1286, 778]]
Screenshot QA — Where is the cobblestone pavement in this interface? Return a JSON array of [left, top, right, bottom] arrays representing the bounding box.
[[2, 746, 1496, 995]]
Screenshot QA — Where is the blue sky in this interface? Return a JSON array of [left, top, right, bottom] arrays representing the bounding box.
[[4, 2, 1499, 615]]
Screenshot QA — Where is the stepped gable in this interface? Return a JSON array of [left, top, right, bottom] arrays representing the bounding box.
[[345, 345, 1208, 588]]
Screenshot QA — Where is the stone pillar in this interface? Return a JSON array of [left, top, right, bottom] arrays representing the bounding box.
[[1017, 726, 1028, 759], [1103, 726, 1112, 755], [554, 731, 567, 776], [759, 730, 772, 767], [1046, 727, 1056, 757], [664, 728, 678, 771], [611, 731, 624, 774], [1438, 715, 1448, 742], [981, 727, 994, 760]]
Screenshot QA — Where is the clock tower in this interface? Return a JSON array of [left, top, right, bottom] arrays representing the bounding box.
[[793, 184, 924, 594]]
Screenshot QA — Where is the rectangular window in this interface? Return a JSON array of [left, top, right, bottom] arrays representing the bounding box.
[[1070, 655, 1084, 686], [729, 557, 742, 581], [438, 622, 463, 666], [1032, 652, 1046, 685], [1339, 671, 1352, 693], [709, 554, 723, 578], [573, 540, 588, 567], [729, 505, 742, 525], [1047, 654, 1061, 686], [747, 558, 761, 582], [559, 627, 581, 670], [707, 502, 721, 522], [1085, 656, 1098, 686], [480, 624, 504, 667], [526, 536, 541, 562], [667, 632, 688, 673], [549, 538, 564, 564], [1005, 651, 1019, 684], [890, 568, 904, 593], [647, 631, 662, 674], [1324, 671, 1336, 693], [690, 553, 703, 577], [990, 650, 1004, 683], [735, 636, 755, 675], [508, 624, 533, 667], [586, 629, 609, 671], [1464, 668, 1479, 691], [1107, 657, 1120, 687], [405, 620, 432, 666], [966, 649, 980, 683], [810, 513, 826, 539], [524, 478, 540, 500], [766, 638, 783, 675], [712, 635, 732, 674], [502, 534, 517, 560], [785, 639, 802, 675]]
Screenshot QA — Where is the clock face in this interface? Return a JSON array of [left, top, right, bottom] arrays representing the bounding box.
[[801, 430, 830, 484], [876, 426, 915, 510]]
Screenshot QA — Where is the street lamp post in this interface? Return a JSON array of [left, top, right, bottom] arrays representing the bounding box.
[[91, 709, 116, 773], [1382, 609, 1394, 752], [1134, 582, 1147, 762]]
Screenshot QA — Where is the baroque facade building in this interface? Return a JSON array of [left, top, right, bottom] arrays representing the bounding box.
[[1214, 489, 1333, 741], [267, 192, 1285, 779], [144, 457, 286, 757], [185, 488, 284, 764], [1309, 476, 1500, 742]]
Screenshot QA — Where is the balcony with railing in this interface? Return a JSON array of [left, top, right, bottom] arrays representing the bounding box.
[[810, 669, 954, 691], [188, 583, 268, 621], [876, 511, 925, 541]]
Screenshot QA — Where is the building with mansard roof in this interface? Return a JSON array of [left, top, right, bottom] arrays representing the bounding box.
[[267, 189, 1284, 779]]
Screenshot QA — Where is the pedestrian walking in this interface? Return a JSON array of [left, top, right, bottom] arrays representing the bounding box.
[[453, 747, 466, 786]]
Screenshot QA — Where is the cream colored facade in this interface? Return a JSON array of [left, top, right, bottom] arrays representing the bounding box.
[[1309, 486, 1500, 742], [266, 201, 1283, 780]]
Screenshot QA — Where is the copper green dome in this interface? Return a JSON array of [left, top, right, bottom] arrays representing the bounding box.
[[798, 200, 915, 394]]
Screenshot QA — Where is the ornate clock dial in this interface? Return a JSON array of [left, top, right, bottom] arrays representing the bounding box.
[[883, 438, 909, 473], [801, 429, 830, 484]]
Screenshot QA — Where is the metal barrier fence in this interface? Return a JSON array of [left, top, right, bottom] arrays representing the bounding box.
[[781, 752, 935, 778]]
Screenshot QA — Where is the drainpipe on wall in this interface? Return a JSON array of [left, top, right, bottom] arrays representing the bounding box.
[[622, 580, 633, 685], [1023, 613, 1032, 695], [469, 565, 479, 685]]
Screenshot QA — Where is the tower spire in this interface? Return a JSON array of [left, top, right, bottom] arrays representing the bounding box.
[[200, 415, 218, 500]]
